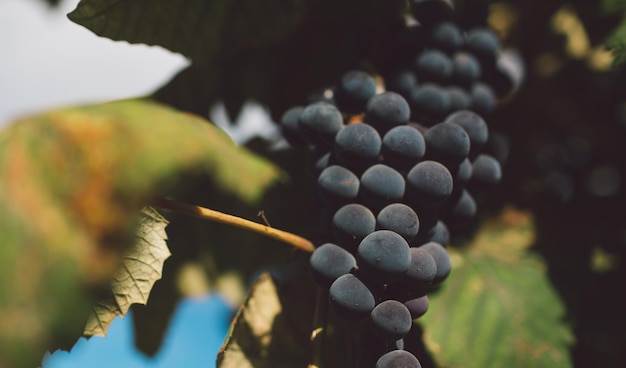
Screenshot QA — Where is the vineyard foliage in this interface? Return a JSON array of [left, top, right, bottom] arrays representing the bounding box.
[[2, 0, 626, 367]]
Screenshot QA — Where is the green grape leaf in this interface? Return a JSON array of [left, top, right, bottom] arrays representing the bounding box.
[[67, 0, 309, 62], [85, 207, 171, 337], [217, 270, 315, 368], [421, 208, 575, 368], [606, 15, 626, 66], [0, 99, 283, 368]]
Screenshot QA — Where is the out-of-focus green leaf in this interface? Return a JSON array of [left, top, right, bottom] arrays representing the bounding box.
[[606, 15, 626, 66], [67, 0, 309, 62], [601, 0, 626, 14], [85, 207, 171, 337], [421, 207, 575, 368], [0, 99, 283, 368]]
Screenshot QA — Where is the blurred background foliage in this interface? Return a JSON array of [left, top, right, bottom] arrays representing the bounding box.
[[36, 0, 626, 366]]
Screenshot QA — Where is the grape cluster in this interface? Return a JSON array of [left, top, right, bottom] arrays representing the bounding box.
[[279, 1, 516, 367]]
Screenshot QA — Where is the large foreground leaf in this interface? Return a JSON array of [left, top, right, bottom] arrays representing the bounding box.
[[67, 0, 309, 62], [0, 99, 283, 368], [421, 208, 575, 368]]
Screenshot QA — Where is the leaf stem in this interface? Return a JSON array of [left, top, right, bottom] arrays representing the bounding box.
[[154, 197, 315, 253]]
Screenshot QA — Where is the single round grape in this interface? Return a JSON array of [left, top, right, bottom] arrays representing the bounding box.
[[376, 349, 422, 368], [444, 189, 477, 225], [333, 122, 382, 174], [454, 158, 473, 186], [447, 86, 472, 111], [445, 110, 489, 158], [405, 160, 453, 208], [419, 241, 451, 285], [409, 84, 451, 124], [384, 69, 418, 100], [364, 92, 411, 134], [376, 203, 420, 244], [404, 295, 429, 319], [357, 230, 412, 284], [310, 243, 357, 288], [424, 122, 471, 168], [465, 27, 500, 64], [359, 164, 406, 213], [451, 52, 482, 87], [334, 70, 378, 114], [429, 220, 450, 246], [411, 0, 454, 27], [370, 300, 413, 342], [332, 203, 377, 252], [415, 49, 453, 83], [279, 106, 306, 146], [471, 83, 497, 116], [298, 102, 344, 148], [399, 247, 436, 290], [329, 274, 376, 321], [429, 21, 462, 54], [469, 153, 502, 191], [382, 125, 426, 171], [317, 165, 360, 207]]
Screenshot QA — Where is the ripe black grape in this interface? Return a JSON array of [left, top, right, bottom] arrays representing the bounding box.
[[445, 110, 488, 158], [464, 27, 500, 65], [444, 189, 477, 225], [334, 70, 378, 114], [364, 91, 411, 134], [419, 241, 451, 285], [469, 153, 502, 192], [370, 300, 413, 342], [376, 203, 420, 243], [384, 69, 418, 100], [381, 125, 426, 171], [332, 203, 377, 252], [329, 274, 376, 321], [405, 160, 453, 208], [447, 86, 472, 111], [376, 349, 422, 368], [298, 102, 344, 148], [333, 122, 382, 174], [415, 49, 453, 83], [409, 83, 451, 124], [399, 247, 437, 291], [310, 243, 357, 288], [317, 165, 360, 207], [359, 164, 406, 212], [357, 230, 412, 284], [424, 122, 471, 167], [428, 21, 462, 54], [470, 83, 497, 116], [429, 220, 450, 246], [451, 52, 482, 88], [404, 294, 429, 319], [279, 106, 306, 146]]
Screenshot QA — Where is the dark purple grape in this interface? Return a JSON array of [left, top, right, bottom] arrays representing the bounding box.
[[310, 243, 357, 288], [317, 165, 360, 207], [444, 189, 477, 225], [404, 295, 429, 319], [384, 69, 418, 100], [364, 92, 411, 134], [333, 122, 382, 174], [405, 160, 453, 208], [469, 153, 502, 191], [471, 83, 497, 116], [279, 106, 306, 146], [453, 158, 473, 186], [370, 300, 413, 342], [424, 122, 471, 168], [419, 241, 451, 285], [451, 52, 482, 87], [428, 21, 462, 54], [464, 27, 500, 64], [447, 86, 472, 111], [376, 203, 420, 243], [399, 247, 436, 291], [415, 49, 453, 83], [331, 203, 377, 252], [376, 349, 422, 368], [334, 70, 378, 114], [357, 230, 412, 284], [445, 110, 489, 158], [298, 102, 344, 148], [359, 164, 406, 212], [429, 220, 450, 246], [329, 274, 376, 320], [409, 84, 451, 124], [382, 125, 426, 171]]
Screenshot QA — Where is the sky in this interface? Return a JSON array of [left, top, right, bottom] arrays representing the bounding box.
[[0, 0, 255, 366]]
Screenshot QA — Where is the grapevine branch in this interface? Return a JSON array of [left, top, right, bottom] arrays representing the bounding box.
[[154, 197, 315, 253]]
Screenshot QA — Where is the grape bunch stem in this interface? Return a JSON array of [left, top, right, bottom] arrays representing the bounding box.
[[154, 197, 315, 253]]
